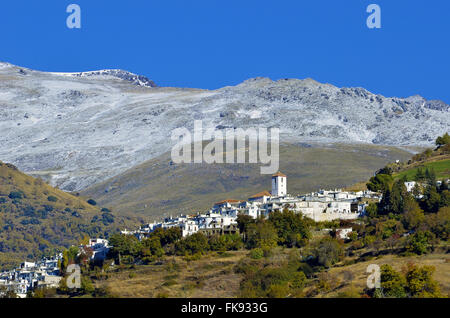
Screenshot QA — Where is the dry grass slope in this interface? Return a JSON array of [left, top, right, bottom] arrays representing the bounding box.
[[82, 143, 413, 220], [0, 161, 139, 269], [97, 251, 248, 298]]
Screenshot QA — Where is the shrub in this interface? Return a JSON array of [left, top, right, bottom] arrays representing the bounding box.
[[245, 220, 278, 250], [268, 208, 311, 247], [406, 231, 434, 255], [404, 263, 442, 297], [375, 263, 442, 298], [313, 237, 344, 268], [47, 196, 58, 202], [378, 264, 407, 298], [175, 232, 209, 255], [250, 248, 264, 259], [8, 191, 24, 200], [150, 227, 182, 246], [209, 234, 242, 251], [101, 213, 114, 225], [435, 133, 450, 146], [87, 199, 97, 206]]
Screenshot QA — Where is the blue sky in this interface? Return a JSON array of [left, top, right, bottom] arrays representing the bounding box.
[[1, 0, 449, 102]]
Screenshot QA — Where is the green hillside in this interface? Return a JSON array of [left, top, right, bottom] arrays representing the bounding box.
[[81, 142, 413, 220], [0, 161, 138, 269], [394, 158, 450, 181]]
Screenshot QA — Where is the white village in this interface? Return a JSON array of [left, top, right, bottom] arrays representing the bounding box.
[[3, 171, 429, 298], [122, 172, 381, 238], [0, 239, 110, 298]]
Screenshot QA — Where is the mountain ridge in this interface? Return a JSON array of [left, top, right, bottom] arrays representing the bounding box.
[[0, 62, 448, 192]]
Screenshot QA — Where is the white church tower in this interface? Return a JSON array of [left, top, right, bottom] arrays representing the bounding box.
[[271, 172, 287, 197]]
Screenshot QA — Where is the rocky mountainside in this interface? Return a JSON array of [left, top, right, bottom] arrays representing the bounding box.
[[0, 62, 448, 192], [49, 69, 157, 88]]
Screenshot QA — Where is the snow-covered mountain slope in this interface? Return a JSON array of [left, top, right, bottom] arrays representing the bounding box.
[[50, 69, 157, 88], [0, 62, 448, 191]]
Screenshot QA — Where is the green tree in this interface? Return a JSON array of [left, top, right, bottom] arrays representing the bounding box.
[[62, 246, 80, 272], [390, 180, 408, 214], [236, 214, 255, 236], [139, 236, 164, 261], [365, 203, 378, 218], [367, 174, 393, 193], [150, 227, 182, 246], [87, 199, 97, 206], [415, 168, 425, 181], [313, 237, 343, 268], [378, 264, 407, 298], [108, 233, 140, 263], [404, 263, 442, 297], [0, 285, 18, 298], [402, 207, 425, 231], [425, 168, 437, 186], [246, 220, 278, 250], [175, 232, 209, 255], [208, 234, 242, 251], [47, 196, 58, 202], [435, 132, 450, 146], [406, 231, 434, 255], [268, 208, 311, 247], [423, 186, 441, 213]]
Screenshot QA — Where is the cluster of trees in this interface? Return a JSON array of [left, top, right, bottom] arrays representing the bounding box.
[[108, 229, 176, 264], [237, 208, 312, 251], [103, 208, 313, 265], [371, 263, 442, 298], [435, 132, 450, 147], [108, 227, 243, 264], [359, 162, 449, 257], [410, 132, 450, 163]]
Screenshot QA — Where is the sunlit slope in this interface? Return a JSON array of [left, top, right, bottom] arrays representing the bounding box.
[[81, 143, 413, 220], [0, 161, 138, 269]]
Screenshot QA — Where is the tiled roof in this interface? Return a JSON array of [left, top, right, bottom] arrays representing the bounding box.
[[214, 199, 242, 205], [272, 171, 287, 177], [249, 191, 272, 199]]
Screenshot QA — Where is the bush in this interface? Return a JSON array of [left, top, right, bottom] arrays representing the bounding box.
[[8, 191, 24, 200], [374, 263, 442, 298], [209, 234, 242, 251], [406, 231, 434, 255], [245, 220, 278, 250], [367, 174, 393, 192], [404, 263, 442, 297], [435, 133, 450, 146], [87, 199, 97, 206], [101, 213, 114, 225], [378, 264, 407, 298], [313, 237, 344, 268], [250, 248, 264, 259], [268, 208, 311, 247], [175, 232, 209, 256], [150, 227, 182, 246], [47, 196, 58, 202]]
